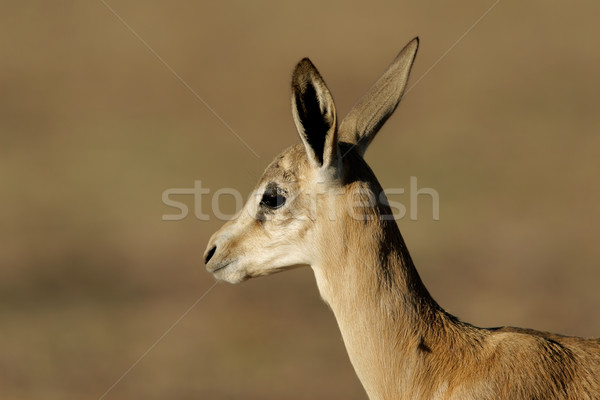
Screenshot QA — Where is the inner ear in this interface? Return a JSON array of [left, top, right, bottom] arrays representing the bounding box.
[[294, 81, 332, 165], [291, 58, 338, 169]]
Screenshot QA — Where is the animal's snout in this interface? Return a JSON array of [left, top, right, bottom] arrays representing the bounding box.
[[204, 245, 217, 264]]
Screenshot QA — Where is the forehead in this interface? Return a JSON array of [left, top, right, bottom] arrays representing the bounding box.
[[260, 144, 308, 184]]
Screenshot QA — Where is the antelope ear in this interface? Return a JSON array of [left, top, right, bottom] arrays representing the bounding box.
[[339, 37, 419, 156], [291, 58, 338, 170]]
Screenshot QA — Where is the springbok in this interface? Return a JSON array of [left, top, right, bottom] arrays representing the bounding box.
[[204, 38, 600, 399]]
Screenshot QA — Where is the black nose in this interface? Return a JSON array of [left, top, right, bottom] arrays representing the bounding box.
[[204, 245, 216, 264]]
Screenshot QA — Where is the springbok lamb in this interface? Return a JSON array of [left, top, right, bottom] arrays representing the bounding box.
[[204, 38, 600, 399]]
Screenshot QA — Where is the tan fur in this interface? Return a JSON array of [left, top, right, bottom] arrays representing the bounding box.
[[204, 38, 600, 399]]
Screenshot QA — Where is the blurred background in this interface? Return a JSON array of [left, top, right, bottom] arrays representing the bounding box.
[[1, 1, 599, 399]]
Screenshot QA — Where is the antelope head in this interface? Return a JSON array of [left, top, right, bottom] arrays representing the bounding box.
[[204, 38, 419, 285]]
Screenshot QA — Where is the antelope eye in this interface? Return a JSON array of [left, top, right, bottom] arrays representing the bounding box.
[[260, 186, 286, 210]]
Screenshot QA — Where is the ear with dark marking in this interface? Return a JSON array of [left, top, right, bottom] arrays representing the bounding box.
[[339, 37, 419, 156], [291, 58, 338, 169]]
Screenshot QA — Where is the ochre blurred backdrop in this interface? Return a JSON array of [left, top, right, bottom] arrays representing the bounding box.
[[1, 1, 599, 399]]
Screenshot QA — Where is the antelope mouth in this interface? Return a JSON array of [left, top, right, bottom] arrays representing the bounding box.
[[208, 260, 234, 274], [208, 259, 250, 284], [206, 260, 236, 279]]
